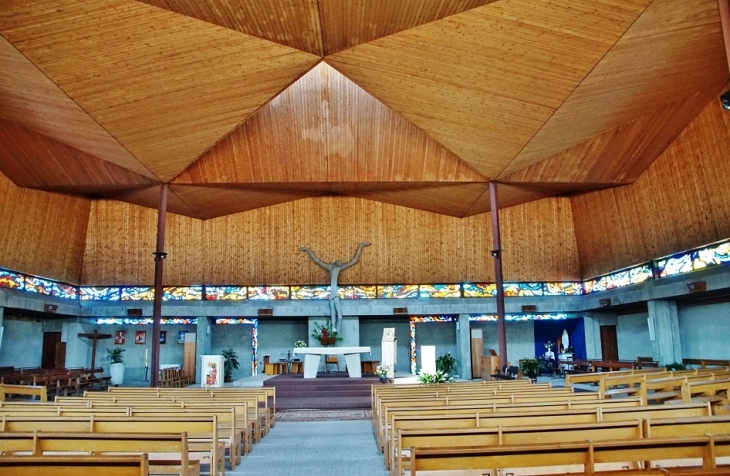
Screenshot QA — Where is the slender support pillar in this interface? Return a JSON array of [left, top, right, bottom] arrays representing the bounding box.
[[457, 314, 472, 379], [489, 182, 508, 366], [150, 184, 168, 387], [648, 300, 682, 366]]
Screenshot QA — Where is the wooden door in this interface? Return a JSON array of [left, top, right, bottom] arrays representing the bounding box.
[[54, 342, 67, 369], [41, 332, 62, 369], [600, 325, 619, 361]]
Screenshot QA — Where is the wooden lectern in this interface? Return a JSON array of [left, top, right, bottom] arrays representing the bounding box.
[[481, 349, 500, 380]]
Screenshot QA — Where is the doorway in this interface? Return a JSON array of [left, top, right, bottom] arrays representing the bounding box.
[[600, 325, 618, 361], [41, 332, 65, 369]]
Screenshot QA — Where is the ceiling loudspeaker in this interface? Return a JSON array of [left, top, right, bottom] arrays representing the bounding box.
[[393, 307, 408, 315], [721, 90, 730, 110], [127, 308, 143, 316], [44, 304, 58, 313], [258, 309, 273, 317], [599, 298, 611, 307], [686, 281, 706, 292], [521, 305, 537, 312]]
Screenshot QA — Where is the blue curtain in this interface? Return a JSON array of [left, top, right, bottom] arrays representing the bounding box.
[[533, 318, 586, 360]]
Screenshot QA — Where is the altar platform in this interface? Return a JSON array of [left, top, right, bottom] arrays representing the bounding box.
[[263, 371, 379, 410]]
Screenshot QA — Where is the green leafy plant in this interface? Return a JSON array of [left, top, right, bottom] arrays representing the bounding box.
[[221, 348, 240, 380], [374, 363, 391, 379], [106, 347, 124, 364], [294, 340, 307, 348], [436, 353, 457, 376], [665, 362, 687, 371], [519, 358, 541, 379], [417, 370, 454, 384]]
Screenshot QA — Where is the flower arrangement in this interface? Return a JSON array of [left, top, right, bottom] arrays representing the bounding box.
[[294, 340, 307, 348], [374, 363, 391, 378], [417, 369, 454, 384], [311, 321, 343, 343]]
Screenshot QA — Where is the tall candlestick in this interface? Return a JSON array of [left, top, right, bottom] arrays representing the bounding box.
[[144, 349, 148, 367]]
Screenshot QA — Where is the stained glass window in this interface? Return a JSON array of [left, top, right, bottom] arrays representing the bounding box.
[[96, 318, 198, 325], [462, 283, 495, 298], [25, 276, 53, 295], [419, 284, 461, 298], [121, 287, 155, 301], [696, 241, 730, 267], [205, 286, 247, 301], [503, 283, 521, 297], [469, 313, 568, 321], [248, 286, 290, 300], [79, 287, 120, 301], [338, 285, 377, 299], [629, 265, 652, 284], [517, 283, 543, 296], [377, 285, 419, 299], [544, 282, 582, 296], [163, 286, 203, 301], [213, 318, 257, 325], [52, 283, 78, 300], [0, 270, 25, 291], [291, 285, 330, 300]]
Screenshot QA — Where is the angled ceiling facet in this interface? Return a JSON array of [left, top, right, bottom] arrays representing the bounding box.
[[0, 0, 320, 181], [348, 183, 489, 217], [326, 0, 654, 178], [175, 62, 485, 187], [463, 183, 555, 217], [102, 186, 201, 219]]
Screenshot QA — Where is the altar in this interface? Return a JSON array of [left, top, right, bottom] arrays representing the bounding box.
[[292, 346, 372, 378]]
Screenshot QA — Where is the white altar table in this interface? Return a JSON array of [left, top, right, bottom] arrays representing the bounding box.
[[292, 346, 372, 378]]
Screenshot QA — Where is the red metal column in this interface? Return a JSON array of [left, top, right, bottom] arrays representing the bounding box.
[[150, 184, 168, 387], [489, 182, 508, 368]]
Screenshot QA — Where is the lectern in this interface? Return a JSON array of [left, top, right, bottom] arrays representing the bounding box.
[[381, 328, 396, 378]]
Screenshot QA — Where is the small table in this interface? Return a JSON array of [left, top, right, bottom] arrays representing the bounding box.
[[293, 346, 372, 378]]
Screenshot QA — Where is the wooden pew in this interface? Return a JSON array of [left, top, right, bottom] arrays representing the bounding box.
[[409, 435, 730, 475], [680, 379, 730, 404], [0, 384, 47, 402], [683, 358, 730, 369], [0, 431, 199, 476], [0, 455, 150, 476], [0, 415, 224, 476]]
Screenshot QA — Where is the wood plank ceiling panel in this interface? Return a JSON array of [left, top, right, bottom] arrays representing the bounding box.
[[170, 185, 325, 219], [0, 0, 320, 182], [318, 0, 495, 55], [462, 183, 554, 217], [347, 183, 488, 217], [326, 0, 652, 178], [101, 186, 201, 219], [505, 0, 728, 175], [174, 62, 484, 185], [0, 119, 157, 193], [139, 0, 324, 56], [0, 36, 153, 179]]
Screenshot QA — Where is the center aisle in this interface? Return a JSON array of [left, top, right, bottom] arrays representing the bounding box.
[[229, 419, 389, 476]]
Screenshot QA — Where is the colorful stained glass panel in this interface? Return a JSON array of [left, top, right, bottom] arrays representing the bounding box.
[[121, 287, 155, 301], [291, 285, 330, 300], [0, 270, 25, 290], [338, 285, 377, 299], [205, 286, 247, 301], [419, 284, 461, 298], [52, 283, 78, 299], [544, 282, 582, 296], [80, 287, 120, 301], [657, 253, 693, 278], [377, 285, 419, 299], [25, 276, 53, 295], [517, 283, 543, 296], [163, 286, 203, 301], [248, 286, 290, 300], [462, 283, 495, 298]]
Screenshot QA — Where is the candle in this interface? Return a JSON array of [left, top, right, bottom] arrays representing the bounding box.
[[144, 349, 148, 367]]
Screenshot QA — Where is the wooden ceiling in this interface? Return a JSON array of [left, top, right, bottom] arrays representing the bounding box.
[[0, 0, 727, 219]]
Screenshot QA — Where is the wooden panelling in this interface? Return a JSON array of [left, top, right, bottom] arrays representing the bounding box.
[[140, 0, 324, 56], [326, 0, 651, 177], [0, 36, 152, 179], [463, 183, 555, 217], [81, 195, 580, 285], [101, 186, 201, 219], [318, 0, 494, 55], [0, 171, 90, 283], [348, 184, 488, 217], [174, 63, 484, 185], [572, 98, 730, 278], [506, 0, 727, 175], [0, 119, 156, 191], [0, 0, 319, 181]]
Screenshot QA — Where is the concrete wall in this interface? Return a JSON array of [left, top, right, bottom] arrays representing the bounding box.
[[210, 322, 255, 380], [359, 318, 411, 374], [414, 320, 457, 374], [258, 318, 308, 374], [0, 317, 43, 368], [469, 320, 536, 368], [678, 302, 730, 360], [616, 312, 653, 361]]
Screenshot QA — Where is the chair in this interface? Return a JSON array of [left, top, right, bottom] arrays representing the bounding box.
[[325, 355, 339, 373]]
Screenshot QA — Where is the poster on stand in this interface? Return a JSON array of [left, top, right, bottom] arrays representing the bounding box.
[[201, 355, 224, 388]]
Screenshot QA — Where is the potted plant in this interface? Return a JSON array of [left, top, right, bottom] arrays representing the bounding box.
[[221, 348, 240, 383], [519, 358, 541, 381], [311, 322, 342, 346], [417, 369, 454, 384], [106, 347, 125, 386], [436, 353, 457, 377], [374, 363, 392, 383]]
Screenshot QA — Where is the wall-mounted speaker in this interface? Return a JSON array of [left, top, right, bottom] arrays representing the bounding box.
[[686, 281, 706, 292], [43, 304, 58, 313], [599, 298, 611, 307], [258, 309, 273, 317], [393, 307, 408, 315], [127, 308, 143, 316], [521, 305, 537, 312]]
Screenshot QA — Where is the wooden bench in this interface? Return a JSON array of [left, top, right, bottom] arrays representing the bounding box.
[[683, 359, 730, 369], [680, 379, 730, 404], [0, 455, 150, 475], [409, 434, 730, 475], [0, 384, 47, 402], [0, 415, 224, 476]]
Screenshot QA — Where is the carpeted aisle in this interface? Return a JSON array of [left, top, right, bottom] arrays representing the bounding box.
[[228, 420, 388, 476], [264, 372, 379, 410]]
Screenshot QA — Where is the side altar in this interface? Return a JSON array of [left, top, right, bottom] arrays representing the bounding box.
[[293, 346, 371, 379]]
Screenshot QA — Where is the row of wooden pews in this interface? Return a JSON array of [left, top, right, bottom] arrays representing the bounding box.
[[0, 385, 277, 475], [0, 367, 110, 399], [372, 377, 730, 476]]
